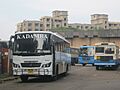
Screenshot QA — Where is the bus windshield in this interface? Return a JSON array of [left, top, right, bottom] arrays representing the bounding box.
[[96, 46, 115, 54], [95, 47, 104, 53], [79, 47, 94, 56], [13, 33, 51, 55]]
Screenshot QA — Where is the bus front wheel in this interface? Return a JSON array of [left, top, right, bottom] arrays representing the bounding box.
[[20, 75, 28, 82], [82, 64, 86, 66], [96, 66, 100, 70]]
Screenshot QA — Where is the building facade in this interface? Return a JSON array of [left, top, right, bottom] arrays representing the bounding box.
[[17, 10, 68, 32], [17, 20, 40, 32], [17, 10, 120, 32], [69, 14, 120, 30]]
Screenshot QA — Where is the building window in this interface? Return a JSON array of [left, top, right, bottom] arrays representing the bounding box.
[[64, 23, 66, 26], [28, 29, 31, 31], [109, 24, 112, 27], [85, 35, 88, 38], [93, 35, 98, 37], [35, 23, 39, 27], [46, 24, 50, 27], [35, 29, 39, 31], [81, 26, 83, 29], [91, 27, 93, 29], [114, 24, 117, 26], [64, 18, 67, 21], [85, 26, 88, 29], [28, 23, 32, 26], [105, 26, 107, 29], [105, 21, 107, 24], [58, 20, 62, 22], [47, 18, 50, 22], [40, 24, 43, 27], [56, 24, 59, 27], [77, 26, 80, 28], [55, 20, 58, 22]]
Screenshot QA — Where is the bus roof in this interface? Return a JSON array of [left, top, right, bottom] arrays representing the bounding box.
[[15, 31, 70, 44], [95, 42, 116, 46], [80, 46, 95, 48]]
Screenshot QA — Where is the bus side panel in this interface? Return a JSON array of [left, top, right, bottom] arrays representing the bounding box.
[[55, 52, 71, 74]]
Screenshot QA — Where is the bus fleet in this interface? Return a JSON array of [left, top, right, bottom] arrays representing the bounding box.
[[9, 31, 120, 82]]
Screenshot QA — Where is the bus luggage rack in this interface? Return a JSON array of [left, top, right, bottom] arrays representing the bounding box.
[[21, 63, 41, 67]]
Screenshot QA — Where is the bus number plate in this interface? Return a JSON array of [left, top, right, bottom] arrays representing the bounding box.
[[28, 69, 33, 74]]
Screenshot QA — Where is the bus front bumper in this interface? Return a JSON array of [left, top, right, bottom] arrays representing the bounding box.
[[13, 68, 52, 76], [94, 62, 116, 66]]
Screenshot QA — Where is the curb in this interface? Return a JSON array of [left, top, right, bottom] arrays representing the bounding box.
[[0, 76, 19, 84]]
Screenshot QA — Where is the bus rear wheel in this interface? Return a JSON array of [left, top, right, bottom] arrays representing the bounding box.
[[52, 65, 59, 81]]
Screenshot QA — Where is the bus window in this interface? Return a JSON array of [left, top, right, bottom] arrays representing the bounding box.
[[95, 47, 104, 53], [79, 48, 88, 56], [105, 47, 114, 54]]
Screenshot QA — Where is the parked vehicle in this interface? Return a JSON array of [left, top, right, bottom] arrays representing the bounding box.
[[78, 46, 95, 66], [65, 48, 79, 65], [94, 42, 120, 70], [9, 31, 71, 82]]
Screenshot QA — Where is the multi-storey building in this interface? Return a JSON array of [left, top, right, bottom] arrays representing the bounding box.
[[91, 14, 109, 29], [52, 10, 68, 28], [68, 14, 120, 30], [40, 16, 53, 31], [17, 10, 120, 32], [17, 10, 68, 32], [17, 20, 40, 32]]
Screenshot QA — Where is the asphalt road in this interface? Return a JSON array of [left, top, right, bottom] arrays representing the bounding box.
[[0, 65, 120, 90]]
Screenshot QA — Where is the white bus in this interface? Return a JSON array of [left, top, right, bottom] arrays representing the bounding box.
[[94, 42, 120, 70], [9, 31, 71, 82]]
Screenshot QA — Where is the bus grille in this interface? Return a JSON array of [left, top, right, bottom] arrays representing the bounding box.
[[98, 56, 113, 61], [21, 63, 41, 67], [82, 56, 90, 60]]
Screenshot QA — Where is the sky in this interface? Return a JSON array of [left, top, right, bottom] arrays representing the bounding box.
[[0, 0, 120, 40]]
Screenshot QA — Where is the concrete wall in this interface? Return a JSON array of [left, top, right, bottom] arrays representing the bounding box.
[[53, 29, 120, 48], [67, 37, 120, 48]]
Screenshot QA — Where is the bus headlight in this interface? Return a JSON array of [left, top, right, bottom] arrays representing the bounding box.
[[42, 62, 51, 68], [96, 56, 100, 60], [13, 63, 20, 68]]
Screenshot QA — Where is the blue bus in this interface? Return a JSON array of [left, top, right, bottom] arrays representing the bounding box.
[[78, 46, 95, 66]]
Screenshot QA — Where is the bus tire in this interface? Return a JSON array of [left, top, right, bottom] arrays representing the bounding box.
[[96, 66, 100, 70], [112, 65, 118, 70], [92, 64, 95, 66], [20, 75, 28, 82], [53, 65, 59, 81], [82, 64, 86, 66], [64, 64, 69, 76]]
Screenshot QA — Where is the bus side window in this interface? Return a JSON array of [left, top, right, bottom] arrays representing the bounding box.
[[105, 48, 114, 54]]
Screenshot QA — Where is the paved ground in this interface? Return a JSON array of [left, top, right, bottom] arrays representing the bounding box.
[[0, 65, 120, 90]]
